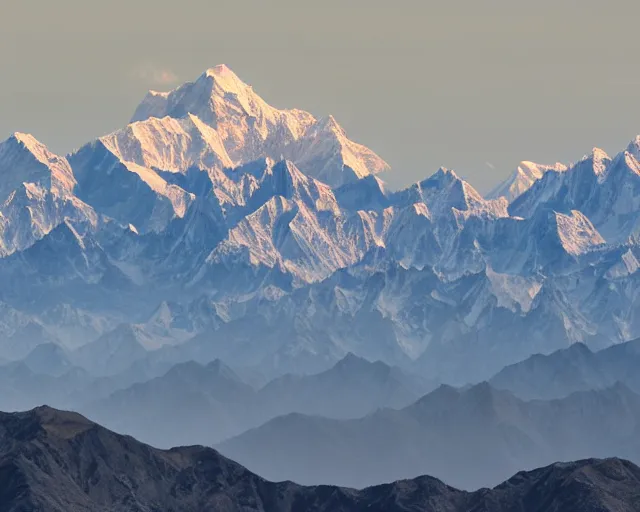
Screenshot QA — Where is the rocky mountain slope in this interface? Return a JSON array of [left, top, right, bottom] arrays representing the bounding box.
[[0, 406, 639, 512]]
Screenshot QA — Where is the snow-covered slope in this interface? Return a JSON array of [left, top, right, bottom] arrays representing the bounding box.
[[99, 113, 234, 174], [282, 115, 390, 186]]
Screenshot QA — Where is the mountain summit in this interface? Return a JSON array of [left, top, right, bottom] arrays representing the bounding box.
[[129, 65, 389, 187]]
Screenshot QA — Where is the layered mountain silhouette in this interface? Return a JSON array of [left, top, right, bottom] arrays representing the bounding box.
[[82, 359, 256, 446], [219, 382, 640, 490], [0, 406, 639, 512], [490, 338, 640, 400], [80, 353, 432, 447]]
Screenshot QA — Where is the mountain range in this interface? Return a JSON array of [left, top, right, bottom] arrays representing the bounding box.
[[489, 337, 640, 400], [0, 348, 434, 447], [1, 405, 639, 512], [5, 331, 640, 493], [218, 381, 640, 490], [3, 340, 640, 498], [82, 352, 434, 447], [0, 64, 639, 384]]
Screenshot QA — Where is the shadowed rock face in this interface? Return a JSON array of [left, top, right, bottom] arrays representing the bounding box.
[[0, 406, 639, 512]]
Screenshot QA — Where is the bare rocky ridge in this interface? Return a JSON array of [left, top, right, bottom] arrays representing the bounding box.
[[0, 406, 639, 512]]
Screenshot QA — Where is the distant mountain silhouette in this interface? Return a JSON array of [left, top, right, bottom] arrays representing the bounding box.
[[256, 352, 435, 420], [22, 342, 73, 376], [71, 324, 149, 376], [219, 382, 640, 490], [82, 359, 255, 446], [80, 353, 432, 446], [0, 359, 107, 412], [490, 338, 640, 399]]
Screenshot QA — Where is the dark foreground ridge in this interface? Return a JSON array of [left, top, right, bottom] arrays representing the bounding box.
[[1, 406, 639, 512]]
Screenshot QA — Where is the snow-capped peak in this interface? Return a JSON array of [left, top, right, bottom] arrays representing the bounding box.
[[488, 161, 568, 202], [205, 63, 233, 74], [128, 66, 389, 188], [202, 64, 247, 93], [6, 133, 74, 182], [395, 167, 507, 219], [11, 132, 41, 151], [430, 166, 460, 183], [581, 147, 611, 180], [247, 159, 340, 215], [626, 135, 640, 161], [0, 133, 76, 200], [313, 115, 346, 137], [334, 174, 390, 211], [130, 65, 316, 165]]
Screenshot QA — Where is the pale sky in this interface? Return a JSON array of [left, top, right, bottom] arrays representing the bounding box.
[[1, 0, 639, 191]]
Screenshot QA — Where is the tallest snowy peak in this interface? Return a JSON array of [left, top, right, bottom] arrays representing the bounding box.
[[129, 66, 389, 187], [202, 64, 251, 94], [130, 65, 316, 165], [132, 64, 292, 126], [204, 64, 240, 80], [206, 63, 234, 76]]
